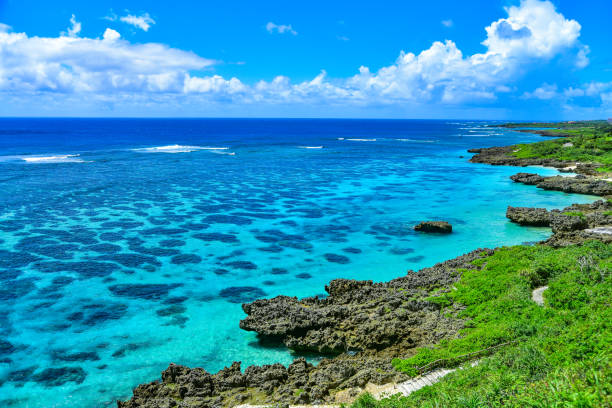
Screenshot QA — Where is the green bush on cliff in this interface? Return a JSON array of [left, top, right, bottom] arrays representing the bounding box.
[[360, 241, 612, 408], [509, 122, 612, 173]]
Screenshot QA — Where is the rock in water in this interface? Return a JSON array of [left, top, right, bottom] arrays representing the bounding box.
[[506, 206, 550, 227], [414, 221, 452, 233]]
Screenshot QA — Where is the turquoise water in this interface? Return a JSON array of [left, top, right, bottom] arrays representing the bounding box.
[[0, 119, 596, 407]]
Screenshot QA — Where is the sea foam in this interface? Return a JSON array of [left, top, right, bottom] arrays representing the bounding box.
[[133, 145, 230, 153], [20, 154, 84, 163]]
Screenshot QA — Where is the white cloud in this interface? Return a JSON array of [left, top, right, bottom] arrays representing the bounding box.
[[0, 0, 601, 113], [62, 14, 81, 38], [575, 45, 590, 68], [266, 22, 297, 35], [103, 28, 121, 41], [0, 20, 213, 93], [441, 19, 453, 28], [120, 13, 155, 32], [522, 83, 558, 99], [482, 0, 581, 59]]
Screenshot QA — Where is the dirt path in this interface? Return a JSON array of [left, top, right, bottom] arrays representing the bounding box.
[[531, 286, 548, 306]]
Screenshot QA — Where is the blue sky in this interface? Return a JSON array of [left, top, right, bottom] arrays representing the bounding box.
[[0, 0, 610, 119]]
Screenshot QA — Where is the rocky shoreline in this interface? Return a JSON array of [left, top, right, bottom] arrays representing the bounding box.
[[118, 249, 492, 407], [118, 128, 612, 408], [468, 145, 604, 175]]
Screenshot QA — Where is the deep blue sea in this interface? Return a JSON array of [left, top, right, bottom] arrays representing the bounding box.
[[0, 119, 596, 407]]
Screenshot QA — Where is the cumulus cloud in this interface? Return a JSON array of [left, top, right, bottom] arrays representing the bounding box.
[[0, 21, 213, 93], [120, 13, 156, 31], [103, 28, 121, 41], [482, 0, 580, 59], [441, 19, 453, 28], [266, 22, 297, 35], [0, 0, 599, 111]]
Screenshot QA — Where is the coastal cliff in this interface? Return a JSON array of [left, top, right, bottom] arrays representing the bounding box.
[[119, 121, 612, 408]]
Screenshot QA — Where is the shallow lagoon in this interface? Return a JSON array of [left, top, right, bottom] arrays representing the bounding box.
[[0, 119, 596, 407]]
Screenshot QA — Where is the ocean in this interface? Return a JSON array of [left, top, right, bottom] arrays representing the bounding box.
[[0, 119, 596, 407]]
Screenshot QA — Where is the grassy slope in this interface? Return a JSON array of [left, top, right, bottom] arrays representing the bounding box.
[[506, 121, 612, 173], [352, 241, 611, 408]]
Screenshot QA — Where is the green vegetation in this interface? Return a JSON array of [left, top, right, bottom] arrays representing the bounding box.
[[506, 121, 612, 173], [563, 211, 586, 219], [353, 241, 611, 408]]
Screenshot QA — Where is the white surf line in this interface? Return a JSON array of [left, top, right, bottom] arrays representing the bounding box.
[[531, 286, 548, 306]]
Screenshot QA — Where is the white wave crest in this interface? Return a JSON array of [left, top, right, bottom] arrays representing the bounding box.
[[345, 138, 377, 142], [395, 138, 436, 143], [133, 145, 229, 153], [299, 146, 323, 149], [21, 154, 84, 163]]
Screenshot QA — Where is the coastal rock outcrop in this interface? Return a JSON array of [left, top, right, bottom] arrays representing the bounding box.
[[510, 173, 612, 196], [240, 249, 491, 354], [118, 248, 494, 407], [413, 221, 452, 233], [468, 146, 569, 169], [504, 200, 612, 247], [506, 206, 550, 227], [509, 173, 545, 185]]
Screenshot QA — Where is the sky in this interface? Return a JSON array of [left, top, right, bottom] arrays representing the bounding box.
[[0, 0, 610, 119]]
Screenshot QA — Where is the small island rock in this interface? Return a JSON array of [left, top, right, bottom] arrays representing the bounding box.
[[414, 221, 452, 233]]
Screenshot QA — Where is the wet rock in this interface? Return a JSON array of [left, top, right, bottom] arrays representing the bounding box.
[[414, 221, 452, 233], [506, 206, 551, 227], [510, 172, 545, 185]]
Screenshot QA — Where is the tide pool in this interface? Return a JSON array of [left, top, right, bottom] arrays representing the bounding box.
[[0, 119, 597, 407]]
